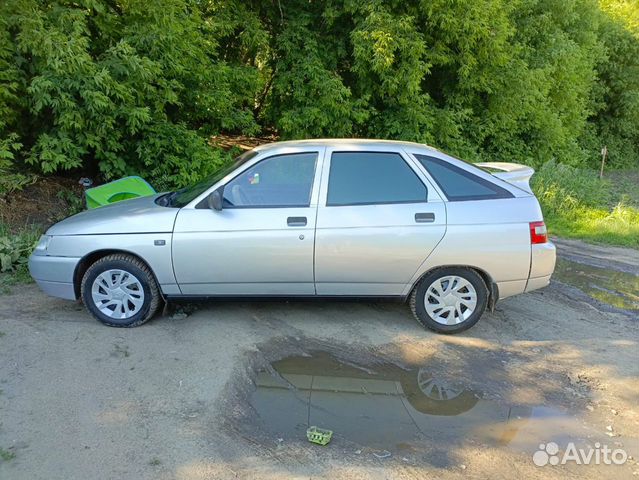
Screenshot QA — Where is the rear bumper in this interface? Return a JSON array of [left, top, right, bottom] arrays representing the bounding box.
[[496, 241, 556, 299], [29, 254, 80, 300], [530, 241, 556, 278], [525, 274, 552, 292], [525, 241, 556, 293]]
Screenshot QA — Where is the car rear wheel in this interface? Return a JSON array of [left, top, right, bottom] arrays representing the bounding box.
[[81, 254, 161, 327], [409, 267, 488, 334]]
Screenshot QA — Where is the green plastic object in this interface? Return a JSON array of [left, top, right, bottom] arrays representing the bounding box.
[[85, 176, 156, 209], [306, 426, 333, 446]]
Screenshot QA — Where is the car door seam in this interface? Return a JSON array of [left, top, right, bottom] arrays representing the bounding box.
[[402, 203, 448, 296], [311, 147, 327, 295], [170, 209, 183, 294]]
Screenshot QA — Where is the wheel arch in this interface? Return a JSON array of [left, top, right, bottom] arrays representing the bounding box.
[[408, 265, 499, 312], [73, 249, 162, 300]]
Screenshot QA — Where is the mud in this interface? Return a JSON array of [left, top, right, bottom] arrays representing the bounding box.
[[0, 237, 638, 479]]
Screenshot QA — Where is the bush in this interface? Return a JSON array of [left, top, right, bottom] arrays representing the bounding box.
[[0, 0, 637, 189], [0, 224, 39, 274], [0, 0, 258, 187], [532, 160, 611, 212], [532, 160, 639, 247]]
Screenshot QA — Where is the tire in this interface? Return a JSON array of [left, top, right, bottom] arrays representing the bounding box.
[[81, 253, 162, 327], [409, 267, 488, 334]]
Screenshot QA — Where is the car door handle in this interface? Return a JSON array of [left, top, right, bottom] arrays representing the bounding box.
[[287, 216, 307, 227], [415, 212, 435, 223]]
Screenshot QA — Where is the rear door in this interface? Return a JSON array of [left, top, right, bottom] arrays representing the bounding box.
[[314, 147, 446, 296]]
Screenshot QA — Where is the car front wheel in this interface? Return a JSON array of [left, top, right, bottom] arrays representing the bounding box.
[[409, 267, 488, 334], [81, 253, 162, 327]]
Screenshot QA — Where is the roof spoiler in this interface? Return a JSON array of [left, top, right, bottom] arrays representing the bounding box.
[[476, 162, 535, 194]]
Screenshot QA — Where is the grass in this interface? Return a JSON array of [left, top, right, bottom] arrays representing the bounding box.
[[113, 344, 131, 358], [532, 161, 639, 249], [0, 222, 40, 293], [0, 447, 15, 462], [607, 169, 639, 208]]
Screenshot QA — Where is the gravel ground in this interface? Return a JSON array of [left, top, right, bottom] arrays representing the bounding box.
[[0, 238, 637, 480]]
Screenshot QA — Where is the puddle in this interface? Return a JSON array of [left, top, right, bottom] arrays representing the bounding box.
[[249, 352, 600, 463], [554, 258, 639, 312]]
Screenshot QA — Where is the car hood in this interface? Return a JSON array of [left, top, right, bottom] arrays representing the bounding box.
[[47, 194, 178, 236]]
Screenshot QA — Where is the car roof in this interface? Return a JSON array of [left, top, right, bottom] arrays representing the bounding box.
[[253, 138, 440, 153]]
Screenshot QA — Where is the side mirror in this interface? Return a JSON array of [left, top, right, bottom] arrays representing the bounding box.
[[208, 188, 223, 211]]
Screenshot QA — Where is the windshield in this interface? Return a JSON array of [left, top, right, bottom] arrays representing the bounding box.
[[168, 149, 259, 207]]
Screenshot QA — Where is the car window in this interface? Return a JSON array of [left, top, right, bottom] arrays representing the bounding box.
[[415, 155, 513, 201], [223, 152, 317, 208], [170, 150, 259, 208], [327, 152, 427, 206]]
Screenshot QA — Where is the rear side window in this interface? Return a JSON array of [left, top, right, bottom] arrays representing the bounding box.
[[327, 152, 427, 206], [415, 155, 513, 201]]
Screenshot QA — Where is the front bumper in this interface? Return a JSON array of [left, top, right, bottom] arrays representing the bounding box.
[[28, 254, 80, 300]]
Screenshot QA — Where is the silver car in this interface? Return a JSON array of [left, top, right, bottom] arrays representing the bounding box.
[[29, 139, 556, 333]]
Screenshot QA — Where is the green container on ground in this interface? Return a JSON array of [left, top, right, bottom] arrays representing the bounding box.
[[306, 426, 333, 446], [85, 176, 156, 209]]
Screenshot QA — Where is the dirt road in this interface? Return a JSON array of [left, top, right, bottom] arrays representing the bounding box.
[[0, 238, 637, 479]]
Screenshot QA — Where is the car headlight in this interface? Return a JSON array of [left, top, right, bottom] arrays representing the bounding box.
[[34, 235, 52, 254]]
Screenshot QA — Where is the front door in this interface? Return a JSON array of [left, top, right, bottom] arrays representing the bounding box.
[[172, 150, 322, 295], [314, 149, 446, 296]]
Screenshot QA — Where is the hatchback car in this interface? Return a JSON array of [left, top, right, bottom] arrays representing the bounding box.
[[29, 139, 556, 333]]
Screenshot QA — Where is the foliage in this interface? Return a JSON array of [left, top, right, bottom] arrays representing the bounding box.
[[589, 4, 639, 168], [0, 223, 39, 273], [0, 133, 36, 195], [56, 188, 84, 216], [531, 161, 639, 247], [0, 0, 258, 185], [0, 447, 16, 462], [0, 0, 637, 189]]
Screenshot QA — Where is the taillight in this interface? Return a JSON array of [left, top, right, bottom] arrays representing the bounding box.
[[530, 221, 548, 244]]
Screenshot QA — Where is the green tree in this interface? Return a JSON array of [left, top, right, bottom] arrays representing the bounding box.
[[0, 0, 637, 190], [590, 0, 639, 168], [1, 0, 258, 188]]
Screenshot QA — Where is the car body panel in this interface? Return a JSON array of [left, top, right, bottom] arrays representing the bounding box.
[[525, 242, 557, 293], [172, 207, 317, 295], [314, 145, 447, 295], [525, 275, 552, 292], [32, 233, 177, 296], [28, 139, 556, 309], [28, 254, 79, 300], [529, 242, 557, 279], [402, 197, 541, 298], [46, 194, 177, 236], [171, 146, 325, 295]]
